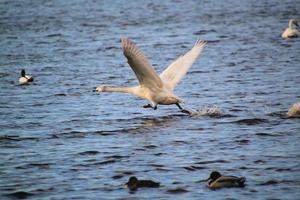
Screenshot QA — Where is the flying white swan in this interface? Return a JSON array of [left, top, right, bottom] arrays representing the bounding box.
[[95, 38, 206, 114], [282, 19, 300, 39], [19, 69, 34, 85]]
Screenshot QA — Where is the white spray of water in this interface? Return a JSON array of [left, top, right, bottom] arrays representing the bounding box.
[[188, 105, 223, 117]]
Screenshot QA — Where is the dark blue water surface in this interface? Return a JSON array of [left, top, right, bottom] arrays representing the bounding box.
[[1, 0, 300, 199]]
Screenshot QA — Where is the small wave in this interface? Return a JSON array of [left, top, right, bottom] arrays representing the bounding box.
[[78, 150, 99, 155], [258, 179, 300, 186], [50, 131, 85, 139], [104, 46, 118, 50], [115, 171, 134, 176], [104, 155, 130, 160], [95, 159, 116, 165], [149, 164, 164, 168], [112, 174, 123, 179], [193, 29, 217, 35], [234, 139, 250, 144], [144, 144, 158, 149], [0, 72, 10, 78], [81, 23, 108, 28], [93, 130, 116, 136], [74, 159, 116, 168], [189, 105, 223, 117], [172, 140, 190, 145], [167, 187, 189, 194], [266, 111, 288, 118], [257, 180, 280, 186], [254, 160, 266, 164], [0, 135, 39, 142], [233, 118, 268, 125], [46, 33, 63, 37], [16, 163, 51, 169], [54, 93, 68, 96], [183, 165, 206, 171], [6, 191, 34, 199], [255, 132, 276, 137], [195, 159, 229, 165], [265, 167, 292, 172], [0, 135, 21, 142]]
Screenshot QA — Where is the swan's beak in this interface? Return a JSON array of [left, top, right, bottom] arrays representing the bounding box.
[[94, 86, 104, 92], [93, 87, 100, 92], [295, 21, 299, 27]]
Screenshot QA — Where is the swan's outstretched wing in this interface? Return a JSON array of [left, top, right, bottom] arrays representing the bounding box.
[[121, 38, 163, 89], [160, 39, 206, 90]]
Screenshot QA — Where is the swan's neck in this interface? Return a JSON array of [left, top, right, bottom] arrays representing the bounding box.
[[289, 21, 296, 29], [102, 86, 138, 94], [97, 86, 153, 104]]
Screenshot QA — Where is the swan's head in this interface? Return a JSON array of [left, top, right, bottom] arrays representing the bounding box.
[[94, 86, 106, 92], [289, 19, 299, 28]]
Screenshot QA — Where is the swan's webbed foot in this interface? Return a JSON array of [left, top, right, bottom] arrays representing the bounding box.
[[176, 103, 191, 115], [181, 109, 191, 115], [143, 104, 152, 108], [143, 104, 157, 110]]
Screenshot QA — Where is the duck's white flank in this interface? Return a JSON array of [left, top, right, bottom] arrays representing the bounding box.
[[19, 69, 33, 85]]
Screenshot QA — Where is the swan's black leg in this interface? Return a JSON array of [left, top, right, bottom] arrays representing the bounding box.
[[176, 103, 183, 110], [176, 103, 191, 115], [143, 104, 157, 110], [143, 104, 152, 108]]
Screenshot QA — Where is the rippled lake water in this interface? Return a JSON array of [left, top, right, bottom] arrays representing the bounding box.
[[1, 0, 300, 199]]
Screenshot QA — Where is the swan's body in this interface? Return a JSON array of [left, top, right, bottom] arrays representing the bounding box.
[[96, 38, 206, 113], [282, 19, 299, 39], [287, 103, 300, 117], [19, 69, 33, 85], [206, 171, 246, 189]]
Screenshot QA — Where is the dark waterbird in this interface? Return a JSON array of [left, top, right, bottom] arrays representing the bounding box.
[[206, 171, 246, 189], [19, 69, 34, 85], [125, 176, 160, 190]]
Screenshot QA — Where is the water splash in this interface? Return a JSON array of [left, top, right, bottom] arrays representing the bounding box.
[[189, 105, 223, 117]]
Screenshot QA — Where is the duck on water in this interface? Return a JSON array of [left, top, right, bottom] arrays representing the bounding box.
[[124, 176, 160, 191], [206, 171, 246, 189], [19, 69, 34, 85]]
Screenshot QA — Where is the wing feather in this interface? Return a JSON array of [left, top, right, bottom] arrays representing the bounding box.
[[121, 38, 163, 89], [160, 39, 206, 90]]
